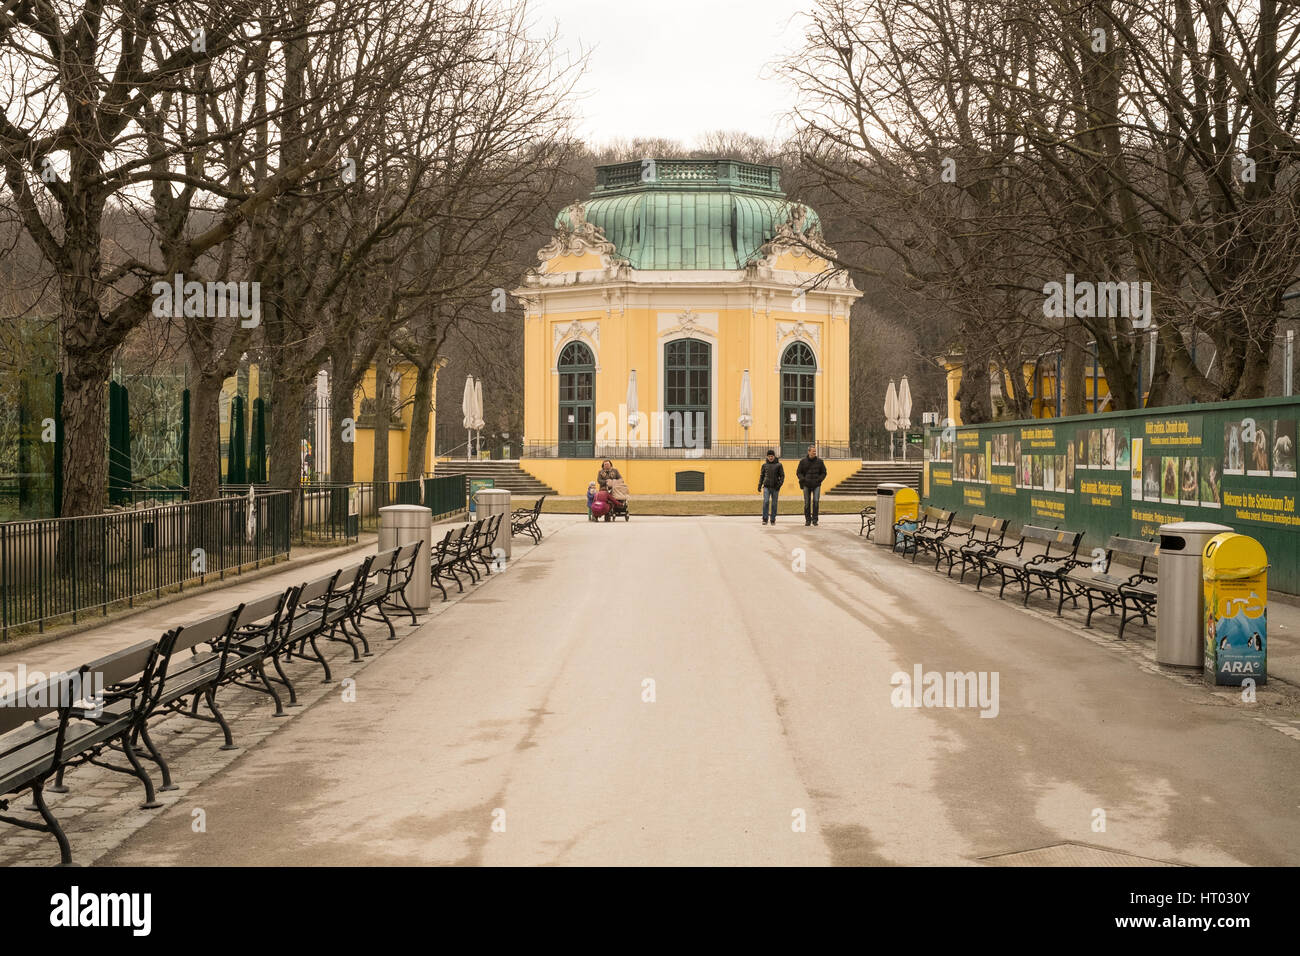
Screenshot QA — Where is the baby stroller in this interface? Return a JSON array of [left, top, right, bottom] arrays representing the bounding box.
[[605, 477, 631, 521]]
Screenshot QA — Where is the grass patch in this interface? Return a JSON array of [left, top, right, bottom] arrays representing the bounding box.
[[541, 496, 871, 516]]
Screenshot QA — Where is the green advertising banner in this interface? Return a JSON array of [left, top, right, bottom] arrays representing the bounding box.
[[924, 396, 1300, 594]]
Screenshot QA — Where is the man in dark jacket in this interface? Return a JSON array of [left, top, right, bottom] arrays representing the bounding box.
[[796, 445, 827, 526], [757, 449, 784, 525]]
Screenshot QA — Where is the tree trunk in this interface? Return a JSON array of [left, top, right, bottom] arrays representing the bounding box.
[[1062, 321, 1087, 416], [59, 353, 109, 518], [406, 361, 434, 479], [1233, 321, 1276, 399], [329, 369, 358, 486], [188, 374, 224, 503], [373, 344, 391, 484], [268, 374, 308, 530], [955, 348, 992, 424]]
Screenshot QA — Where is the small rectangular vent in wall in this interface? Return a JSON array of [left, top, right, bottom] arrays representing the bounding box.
[[675, 470, 705, 492]]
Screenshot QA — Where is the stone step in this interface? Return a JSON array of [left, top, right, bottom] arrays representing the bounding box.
[[433, 460, 556, 496], [825, 462, 923, 495]]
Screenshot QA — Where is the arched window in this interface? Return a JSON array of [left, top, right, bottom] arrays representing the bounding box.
[[664, 339, 711, 448], [558, 341, 594, 458], [780, 342, 816, 458]]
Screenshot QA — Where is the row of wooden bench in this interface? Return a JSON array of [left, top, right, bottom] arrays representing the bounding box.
[[0, 499, 543, 865], [866, 505, 1160, 639], [0, 538, 430, 865]]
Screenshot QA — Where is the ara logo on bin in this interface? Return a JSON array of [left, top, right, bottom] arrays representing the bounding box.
[[1220, 660, 1262, 674]]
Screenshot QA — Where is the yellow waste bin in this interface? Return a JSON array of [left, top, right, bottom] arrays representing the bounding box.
[[1203, 532, 1268, 686], [891, 488, 920, 552], [894, 488, 920, 524]]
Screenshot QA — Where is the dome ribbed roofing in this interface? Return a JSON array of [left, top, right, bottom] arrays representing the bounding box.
[[555, 159, 822, 271]]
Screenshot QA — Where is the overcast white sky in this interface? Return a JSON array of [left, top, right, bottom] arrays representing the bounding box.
[[528, 0, 809, 148]]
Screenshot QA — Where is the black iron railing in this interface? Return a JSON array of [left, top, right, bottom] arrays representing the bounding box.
[[296, 476, 467, 544], [0, 491, 291, 640], [520, 441, 858, 460]]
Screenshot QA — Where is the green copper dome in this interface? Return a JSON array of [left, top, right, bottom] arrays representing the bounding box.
[[555, 159, 823, 271]]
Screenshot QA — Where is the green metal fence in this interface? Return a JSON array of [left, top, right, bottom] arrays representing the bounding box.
[[923, 396, 1300, 594]]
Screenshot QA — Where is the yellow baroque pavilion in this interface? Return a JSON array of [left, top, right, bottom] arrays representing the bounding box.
[[513, 159, 862, 495]]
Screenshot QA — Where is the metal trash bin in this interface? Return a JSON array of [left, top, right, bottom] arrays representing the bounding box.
[[379, 505, 432, 611], [873, 482, 907, 547], [1155, 521, 1232, 670], [474, 488, 513, 562]]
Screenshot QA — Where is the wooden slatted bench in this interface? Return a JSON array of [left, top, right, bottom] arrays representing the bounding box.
[[511, 495, 546, 543], [934, 514, 1010, 578], [977, 525, 1084, 604], [277, 570, 343, 684], [472, 514, 504, 576], [456, 520, 486, 584], [0, 640, 164, 864], [897, 506, 957, 563], [1058, 536, 1159, 639], [859, 504, 875, 536], [432, 526, 467, 600]]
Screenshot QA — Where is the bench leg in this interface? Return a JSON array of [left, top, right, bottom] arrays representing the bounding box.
[[30, 783, 74, 865], [431, 570, 448, 602], [397, 589, 418, 626], [48, 765, 69, 794], [135, 724, 178, 790], [461, 556, 480, 584], [351, 611, 376, 654], [1023, 574, 1041, 607], [307, 632, 333, 683], [119, 735, 164, 808], [205, 688, 238, 751], [1118, 601, 1130, 640], [327, 619, 364, 662], [269, 652, 300, 706], [255, 662, 287, 716]]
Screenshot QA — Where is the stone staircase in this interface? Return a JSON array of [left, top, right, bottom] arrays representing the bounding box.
[[433, 459, 556, 496], [825, 460, 923, 496]]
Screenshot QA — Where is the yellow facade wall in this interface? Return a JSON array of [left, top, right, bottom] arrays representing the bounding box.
[[523, 300, 851, 447], [520, 457, 861, 496]]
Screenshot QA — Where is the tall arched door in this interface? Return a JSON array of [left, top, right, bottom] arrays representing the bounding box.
[[780, 342, 816, 459], [558, 341, 594, 458]]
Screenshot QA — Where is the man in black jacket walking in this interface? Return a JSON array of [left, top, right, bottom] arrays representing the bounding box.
[[796, 445, 827, 526], [757, 449, 784, 525]]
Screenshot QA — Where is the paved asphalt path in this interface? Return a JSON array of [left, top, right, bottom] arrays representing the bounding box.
[[100, 514, 1300, 866]]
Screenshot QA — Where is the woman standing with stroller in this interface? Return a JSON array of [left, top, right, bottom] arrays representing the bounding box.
[[597, 459, 621, 490]]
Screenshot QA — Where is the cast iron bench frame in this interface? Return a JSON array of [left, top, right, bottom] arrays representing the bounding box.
[[511, 495, 546, 543], [1058, 536, 1159, 639], [977, 524, 1084, 604]]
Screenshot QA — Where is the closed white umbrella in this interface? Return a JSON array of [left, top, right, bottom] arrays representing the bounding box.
[[898, 376, 914, 461], [462, 375, 475, 459], [626, 370, 639, 436], [473, 378, 485, 457], [885, 380, 900, 461], [738, 370, 753, 454]]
